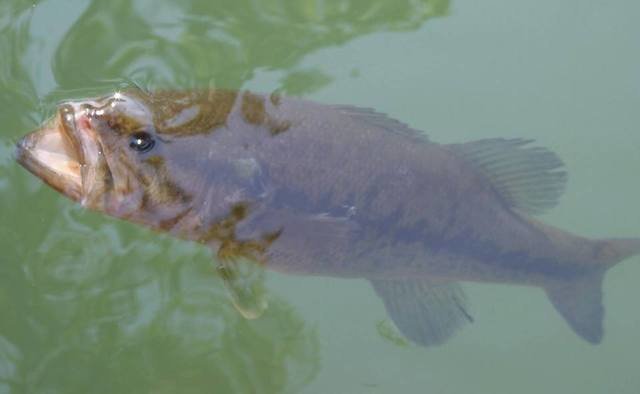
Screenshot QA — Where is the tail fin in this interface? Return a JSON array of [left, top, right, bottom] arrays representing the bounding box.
[[600, 238, 640, 267], [545, 238, 640, 344], [545, 270, 605, 343]]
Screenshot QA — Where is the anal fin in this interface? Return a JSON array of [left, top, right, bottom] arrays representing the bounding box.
[[370, 279, 472, 347]]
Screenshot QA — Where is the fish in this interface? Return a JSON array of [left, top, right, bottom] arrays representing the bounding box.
[[15, 88, 640, 346]]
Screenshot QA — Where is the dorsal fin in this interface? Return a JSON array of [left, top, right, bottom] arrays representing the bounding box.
[[449, 138, 568, 215], [333, 105, 429, 141]]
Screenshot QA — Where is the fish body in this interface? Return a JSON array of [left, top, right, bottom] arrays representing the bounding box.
[[15, 89, 640, 346]]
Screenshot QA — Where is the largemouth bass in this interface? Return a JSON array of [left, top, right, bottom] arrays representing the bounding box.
[[15, 89, 640, 346]]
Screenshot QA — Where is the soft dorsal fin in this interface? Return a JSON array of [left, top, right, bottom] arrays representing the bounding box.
[[448, 138, 567, 215], [333, 105, 429, 141]]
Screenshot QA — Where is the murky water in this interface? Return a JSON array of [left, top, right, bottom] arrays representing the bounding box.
[[1, 0, 639, 393]]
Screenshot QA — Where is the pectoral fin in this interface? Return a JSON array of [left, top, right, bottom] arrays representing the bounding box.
[[217, 256, 268, 319], [370, 279, 472, 347]]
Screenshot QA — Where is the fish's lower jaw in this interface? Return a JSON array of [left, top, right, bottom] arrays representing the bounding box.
[[79, 188, 110, 212], [14, 113, 85, 202], [79, 196, 91, 208]]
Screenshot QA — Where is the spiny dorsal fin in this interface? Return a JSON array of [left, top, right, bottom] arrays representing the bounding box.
[[449, 138, 567, 215], [333, 105, 429, 141], [370, 279, 472, 347]]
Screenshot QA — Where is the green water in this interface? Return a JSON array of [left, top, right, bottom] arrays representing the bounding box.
[[1, 0, 639, 392]]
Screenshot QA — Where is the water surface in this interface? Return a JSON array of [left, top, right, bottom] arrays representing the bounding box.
[[1, 0, 639, 393]]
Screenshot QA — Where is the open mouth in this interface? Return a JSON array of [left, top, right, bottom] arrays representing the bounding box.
[[15, 105, 85, 201]]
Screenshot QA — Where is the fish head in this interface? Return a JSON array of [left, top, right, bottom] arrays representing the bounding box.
[[17, 90, 274, 320], [15, 91, 208, 228]]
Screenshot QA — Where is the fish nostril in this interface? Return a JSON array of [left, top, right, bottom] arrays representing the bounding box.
[[60, 104, 74, 116], [77, 103, 98, 118], [16, 135, 31, 151], [59, 104, 78, 132]]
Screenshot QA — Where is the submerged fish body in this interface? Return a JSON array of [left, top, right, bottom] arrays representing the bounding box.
[[15, 89, 640, 346]]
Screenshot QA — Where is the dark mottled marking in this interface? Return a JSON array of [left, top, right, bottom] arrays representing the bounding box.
[[104, 114, 145, 135], [141, 90, 238, 136], [241, 91, 292, 135], [269, 91, 282, 106], [269, 119, 291, 136], [418, 227, 587, 279], [143, 155, 164, 168], [197, 202, 280, 264], [230, 203, 248, 221], [137, 154, 192, 208], [158, 208, 192, 232], [241, 92, 266, 125]]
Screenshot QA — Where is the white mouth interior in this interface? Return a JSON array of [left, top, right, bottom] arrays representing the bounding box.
[[30, 119, 82, 188]]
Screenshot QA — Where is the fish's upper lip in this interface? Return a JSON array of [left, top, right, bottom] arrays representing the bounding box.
[[15, 133, 35, 167], [59, 104, 84, 166], [14, 107, 84, 201]]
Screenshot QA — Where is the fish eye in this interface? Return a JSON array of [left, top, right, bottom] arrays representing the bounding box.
[[129, 132, 155, 153]]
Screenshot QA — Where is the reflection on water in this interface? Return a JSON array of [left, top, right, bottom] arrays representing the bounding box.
[[53, 0, 448, 90], [1, 0, 449, 125], [0, 0, 446, 392], [0, 193, 320, 393]]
